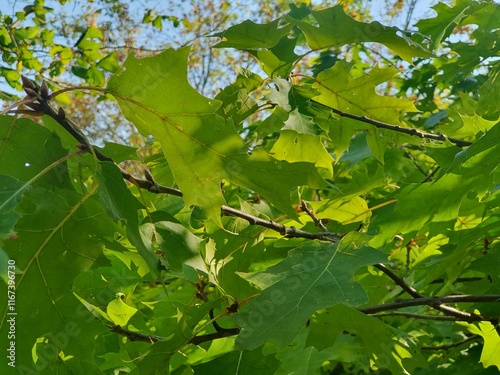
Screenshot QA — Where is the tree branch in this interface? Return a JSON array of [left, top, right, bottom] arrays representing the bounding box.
[[358, 294, 500, 320], [373, 263, 498, 321], [310, 99, 472, 148], [421, 335, 481, 350], [18, 76, 184, 197], [369, 312, 463, 321], [221, 204, 341, 242], [300, 199, 329, 232], [109, 324, 240, 345]]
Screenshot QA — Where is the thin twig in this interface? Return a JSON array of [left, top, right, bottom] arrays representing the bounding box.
[[15, 76, 184, 197], [300, 200, 329, 231], [221, 205, 341, 242], [422, 165, 440, 183], [109, 324, 240, 345], [358, 294, 500, 320], [374, 263, 490, 321], [310, 99, 472, 148], [401, 145, 427, 176], [374, 263, 422, 298], [421, 335, 481, 350], [369, 312, 463, 321]]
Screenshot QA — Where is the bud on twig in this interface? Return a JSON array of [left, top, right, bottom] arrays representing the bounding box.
[[58, 107, 66, 119], [145, 169, 155, 182], [24, 87, 38, 98], [25, 102, 43, 111], [40, 80, 49, 99], [21, 75, 37, 91]]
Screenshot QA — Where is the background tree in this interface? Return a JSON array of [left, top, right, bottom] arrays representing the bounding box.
[[1, 0, 500, 374]]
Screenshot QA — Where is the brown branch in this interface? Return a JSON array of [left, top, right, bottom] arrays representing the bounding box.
[[221, 205, 341, 242], [358, 294, 500, 321], [374, 263, 422, 298], [369, 312, 463, 321], [189, 328, 240, 345], [109, 325, 162, 343], [300, 200, 328, 232], [310, 99, 472, 148], [373, 263, 495, 321], [421, 335, 481, 350], [401, 145, 428, 177], [109, 324, 240, 345], [17, 76, 184, 197]]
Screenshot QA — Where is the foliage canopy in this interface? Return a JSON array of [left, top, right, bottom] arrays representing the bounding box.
[[1, 1, 500, 374]]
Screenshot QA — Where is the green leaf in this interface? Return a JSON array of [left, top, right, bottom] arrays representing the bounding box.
[[308, 196, 371, 225], [0, 116, 71, 188], [370, 123, 500, 246], [282, 109, 318, 135], [0, 68, 21, 89], [307, 304, 423, 374], [288, 5, 433, 62], [275, 329, 338, 375], [98, 52, 120, 73], [107, 47, 325, 225], [0, 175, 30, 239], [468, 321, 500, 371], [134, 299, 222, 373], [0, 25, 12, 45], [14, 26, 40, 40], [215, 70, 262, 125], [214, 19, 292, 49], [234, 233, 387, 350], [96, 161, 161, 275], [270, 130, 334, 177], [95, 141, 139, 163], [313, 61, 419, 160], [314, 61, 418, 125], [150, 211, 205, 272], [192, 346, 280, 375], [252, 35, 300, 78], [107, 298, 138, 326], [0, 187, 115, 371], [416, 0, 473, 51], [152, 15, 163, 30]]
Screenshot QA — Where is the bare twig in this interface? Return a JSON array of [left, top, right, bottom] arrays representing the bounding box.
[[421, 335, 481, 350], [358, 294, 500, 320], [422, 165, 440, 183], [373, 263, 493, 321], [369, 312, 462, 321], [401, 145, 428, 176], [16, 76, 184, 197], [374, 263, 423, 298], [310, 99, 472, 148], [300, 200, 328, 232], [109, 324, 240, 345], [221, 205, 341, 242]]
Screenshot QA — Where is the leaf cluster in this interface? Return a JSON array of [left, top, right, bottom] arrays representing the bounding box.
[[1, 1, 500, 374]]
